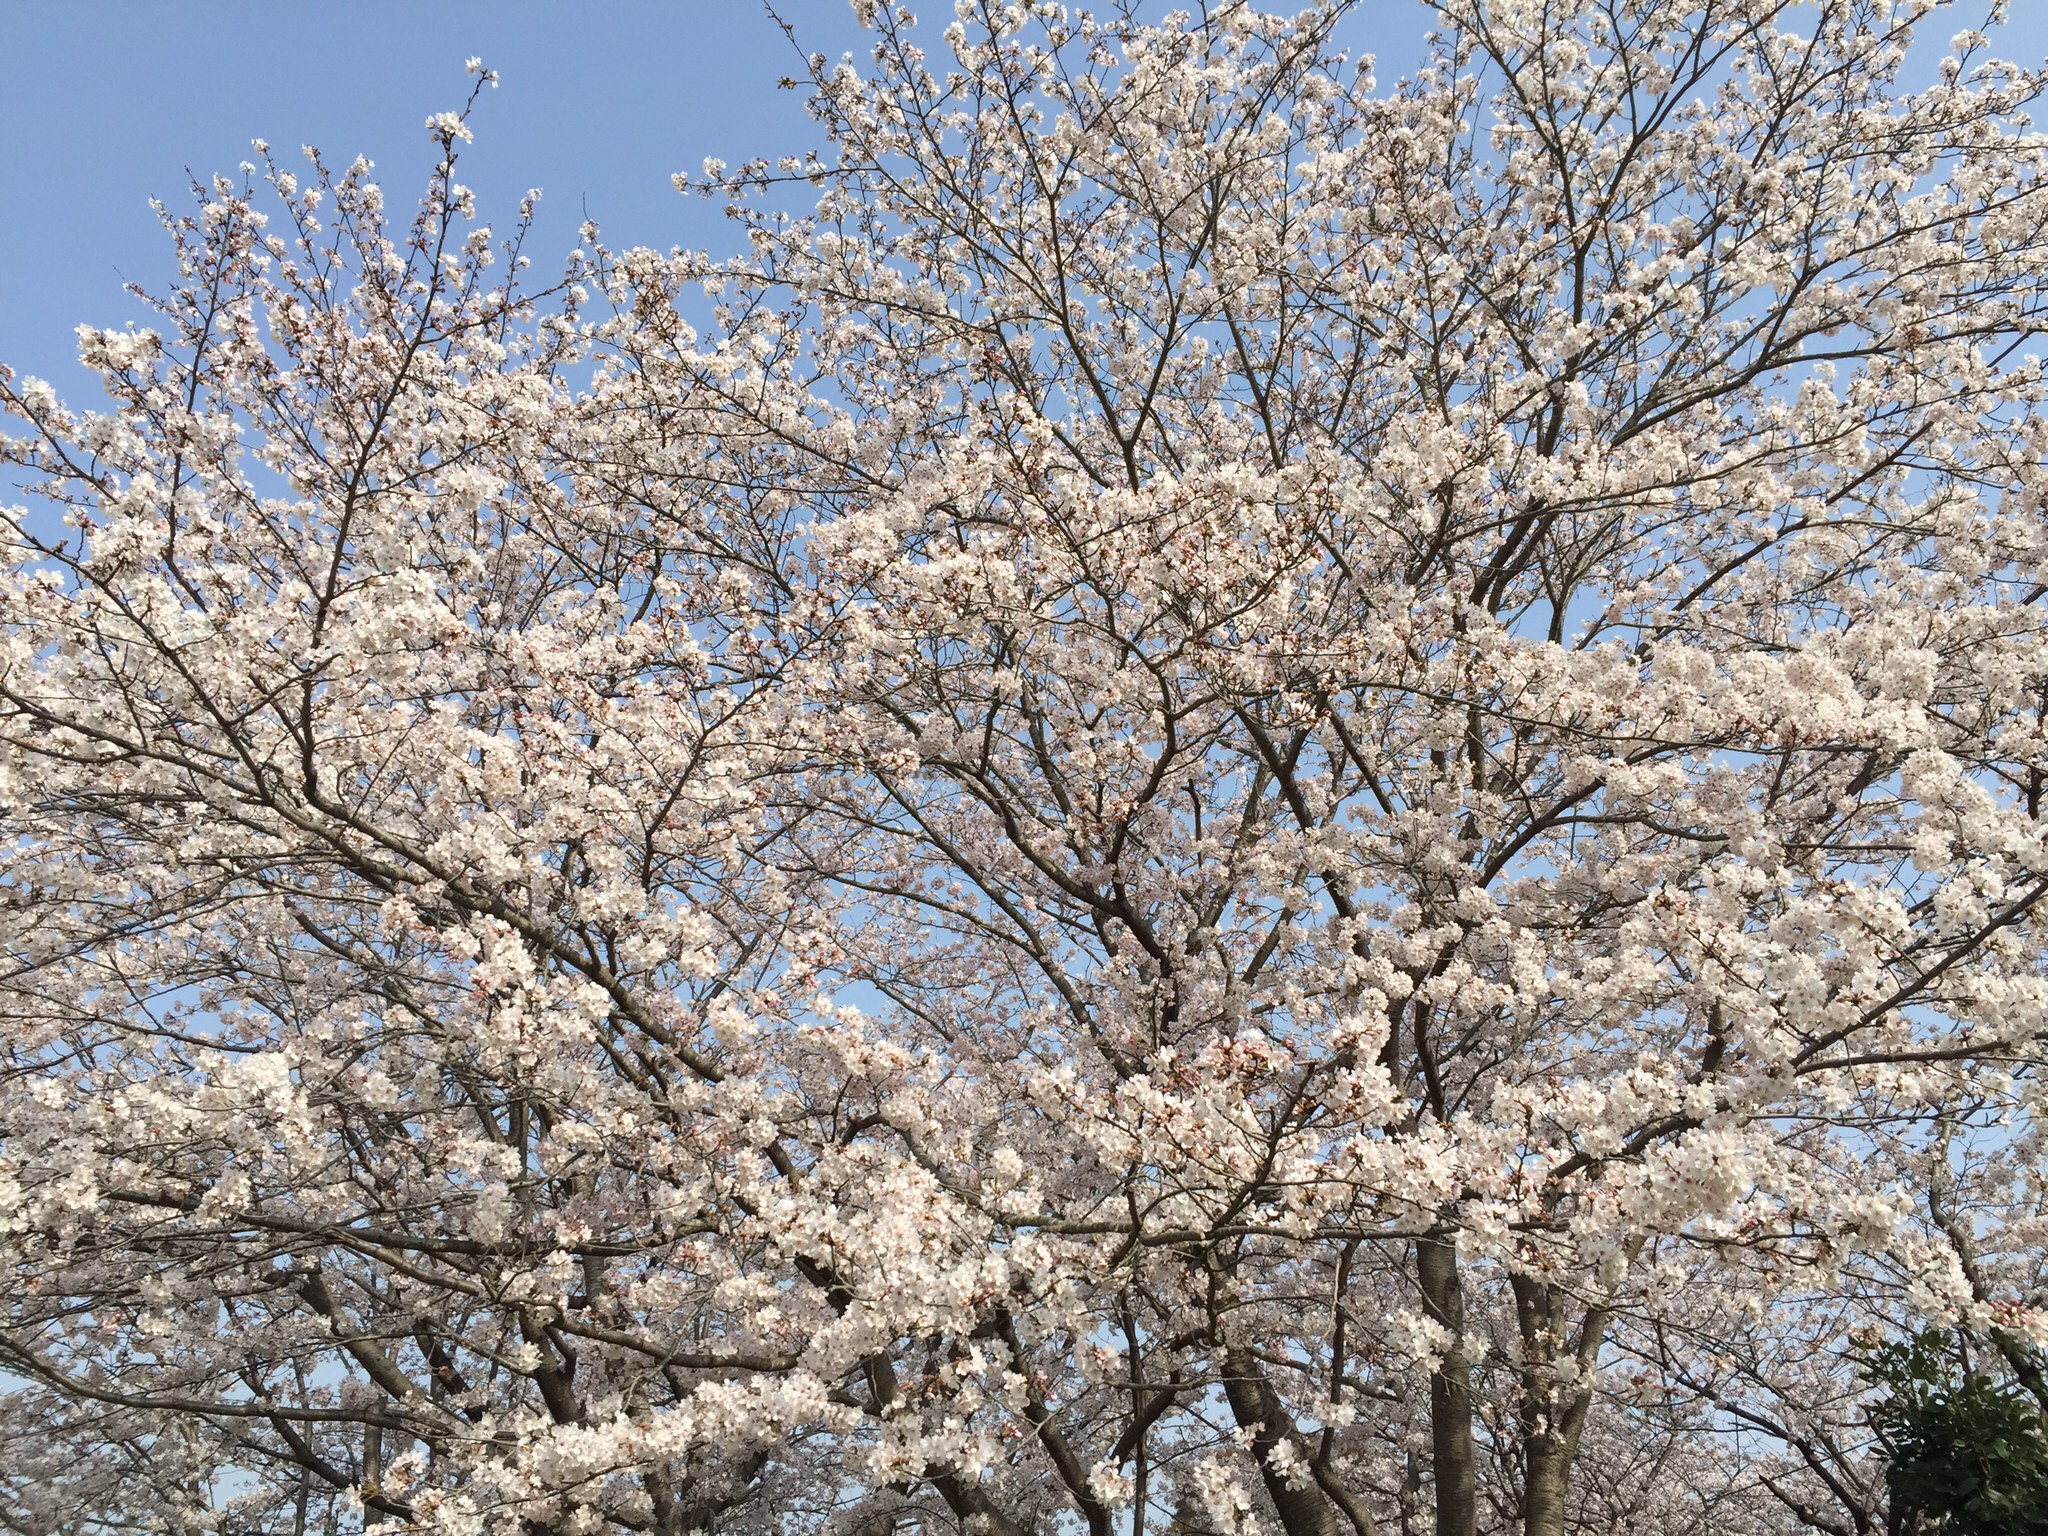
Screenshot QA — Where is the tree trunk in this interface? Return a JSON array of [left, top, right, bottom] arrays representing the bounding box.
[[1416, 1235, 1478, 1536], [1522, 1438, 1573, 1536], [362, 1424, 385, 1527], [1511, 1274, 1601, 1536], [1221, 1345, 1342, 1536]]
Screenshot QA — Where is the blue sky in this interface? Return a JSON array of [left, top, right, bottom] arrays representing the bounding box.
[[0, 1, 875, 400], [1, 1, 2041, 406]]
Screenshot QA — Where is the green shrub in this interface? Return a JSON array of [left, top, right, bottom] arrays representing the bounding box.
[[1863, 1329, 2048, 1536]]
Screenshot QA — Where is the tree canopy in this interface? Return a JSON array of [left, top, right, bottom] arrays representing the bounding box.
[[4, 3, 2047, 1533]]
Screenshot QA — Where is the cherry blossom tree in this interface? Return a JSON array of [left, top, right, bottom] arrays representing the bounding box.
[[5, 4, 2048, 1534]]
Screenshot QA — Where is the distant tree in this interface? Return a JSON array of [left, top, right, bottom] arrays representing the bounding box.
[[5, 4, 2048, 1534]]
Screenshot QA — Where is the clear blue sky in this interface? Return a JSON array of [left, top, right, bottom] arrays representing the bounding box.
[[2, 1, 2041, 406], [0, 1, 875, 401]]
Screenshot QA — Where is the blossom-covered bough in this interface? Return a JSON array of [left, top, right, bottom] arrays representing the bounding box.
[[4, 3, 2047, 1533]]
